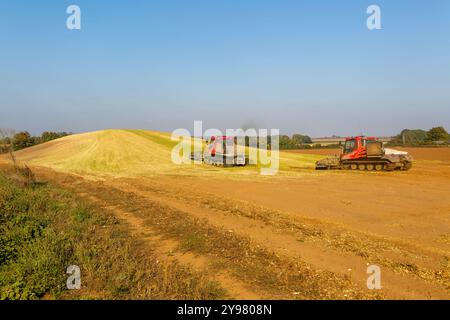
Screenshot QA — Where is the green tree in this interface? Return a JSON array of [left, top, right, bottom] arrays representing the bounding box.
[[292, 134, 312, 144], [40, 131, 70, 143], [427, 126, 449, 142], [390, 129, 428, 145], [12, 131, 36, 151], [278, 135, 296, 149]]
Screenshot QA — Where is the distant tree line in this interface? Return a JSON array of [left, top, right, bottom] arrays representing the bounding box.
[[0, 131, 71, 153], [239, 134, 313, 150], [388, 126, 449, 146], [278, 134, 313, 149]]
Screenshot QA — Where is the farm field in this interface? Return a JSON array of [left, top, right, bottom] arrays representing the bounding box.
[[286, 147, 450, 162], [1, 130, 449, 299]]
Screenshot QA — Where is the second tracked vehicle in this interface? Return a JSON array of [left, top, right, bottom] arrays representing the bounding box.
[[315, 136, 413, 171]]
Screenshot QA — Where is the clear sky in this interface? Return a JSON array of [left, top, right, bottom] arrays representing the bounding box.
[[1, 0, 449, 137]]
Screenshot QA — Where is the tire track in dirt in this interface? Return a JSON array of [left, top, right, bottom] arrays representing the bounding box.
[[75, 192, 262, 300], [108, 179, 450, 299]]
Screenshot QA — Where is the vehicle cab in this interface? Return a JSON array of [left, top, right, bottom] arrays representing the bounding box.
[[341, 136, 377, 160]]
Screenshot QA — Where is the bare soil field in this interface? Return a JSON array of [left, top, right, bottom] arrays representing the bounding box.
[[1, 132, 449, 299], [286, 147, 450, 161]]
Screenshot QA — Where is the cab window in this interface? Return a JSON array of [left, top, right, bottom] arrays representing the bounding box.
[[344, 139, 356, 154]]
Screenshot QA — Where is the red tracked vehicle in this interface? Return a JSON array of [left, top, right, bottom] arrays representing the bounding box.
[[191, 136, 247, 167], [315, 136, 413, 171]]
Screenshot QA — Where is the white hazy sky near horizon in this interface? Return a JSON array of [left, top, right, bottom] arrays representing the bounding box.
[[0, 0, 449, 137]]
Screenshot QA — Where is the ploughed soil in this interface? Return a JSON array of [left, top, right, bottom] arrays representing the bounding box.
[[1, 147, 449, 299]]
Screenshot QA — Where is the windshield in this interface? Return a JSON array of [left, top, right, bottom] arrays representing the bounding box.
[[344, 139, 356, 154]]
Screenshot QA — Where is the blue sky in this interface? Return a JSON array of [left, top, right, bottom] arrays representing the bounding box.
[[0, 0, 449, 136]]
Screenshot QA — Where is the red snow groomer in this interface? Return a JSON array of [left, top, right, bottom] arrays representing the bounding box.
[[315, 136, 413, 171]]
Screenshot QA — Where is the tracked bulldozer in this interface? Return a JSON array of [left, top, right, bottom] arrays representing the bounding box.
[[315, 136, 413, 171]]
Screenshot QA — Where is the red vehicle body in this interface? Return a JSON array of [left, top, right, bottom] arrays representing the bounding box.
[[207, 136, 233, 157], [316, 136, 413, 171], [191, 136, 247, 166], [341, 136, 377, 161]]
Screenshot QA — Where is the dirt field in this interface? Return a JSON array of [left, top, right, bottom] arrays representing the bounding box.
[[1, 133, 449, 299], [287, 147, 450, 161]]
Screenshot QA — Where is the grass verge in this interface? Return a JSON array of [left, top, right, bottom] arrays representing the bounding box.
[[0, 171, 225, 300]]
